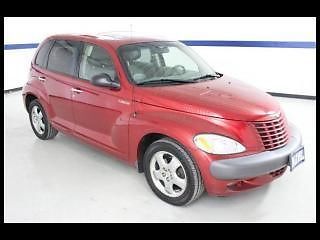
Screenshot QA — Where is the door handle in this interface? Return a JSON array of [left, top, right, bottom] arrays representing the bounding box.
[[38, 76, 46, 82], [71, 88, 83, 93]]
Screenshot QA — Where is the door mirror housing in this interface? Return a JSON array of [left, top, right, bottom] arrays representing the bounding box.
[[91, 73, 120, 89]]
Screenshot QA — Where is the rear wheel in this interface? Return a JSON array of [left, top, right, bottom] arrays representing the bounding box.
[[143, 138, 204, 206], [28, 99, 58, 140]]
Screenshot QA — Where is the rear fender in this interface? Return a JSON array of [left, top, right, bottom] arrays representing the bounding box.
[[22, 84, 53, 120]]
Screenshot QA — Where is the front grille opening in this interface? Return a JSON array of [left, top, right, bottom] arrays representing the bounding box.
[[227, 180, 260, 191], [253, 114, 289, 150], [270, 166, 287, 177]]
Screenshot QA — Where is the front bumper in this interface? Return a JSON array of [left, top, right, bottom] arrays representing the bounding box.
[[210, 124, 302, 180]]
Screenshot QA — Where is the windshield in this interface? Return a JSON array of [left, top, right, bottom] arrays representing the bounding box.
[[118, 41, 218, 85]]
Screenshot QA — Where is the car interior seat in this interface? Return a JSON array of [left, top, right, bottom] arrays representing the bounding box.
[[122, 47, 147, 82]]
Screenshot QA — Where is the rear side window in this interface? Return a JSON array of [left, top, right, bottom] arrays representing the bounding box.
[[47, 40, 81, 76], [35, 40, 52, 68]]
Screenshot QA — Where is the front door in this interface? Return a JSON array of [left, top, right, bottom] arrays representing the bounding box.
[[71, 43, 132, 158]]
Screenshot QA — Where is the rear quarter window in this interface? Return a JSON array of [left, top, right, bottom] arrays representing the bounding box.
[[35, 40, 53, 68]]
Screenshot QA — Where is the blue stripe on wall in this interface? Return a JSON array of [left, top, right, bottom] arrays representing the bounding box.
[[180, 40, 316, 48], [4, 40, 316, 50], [4, 43, 39, 50]]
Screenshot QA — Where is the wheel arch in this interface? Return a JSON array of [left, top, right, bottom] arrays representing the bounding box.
[[135, 129, 197, 173], [25, 93, 38, 111], [23, 86, 52, 120], [137, 132, 168, 172]]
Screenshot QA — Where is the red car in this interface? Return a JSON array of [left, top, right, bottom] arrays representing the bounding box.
[[22, 33, 305, 205]]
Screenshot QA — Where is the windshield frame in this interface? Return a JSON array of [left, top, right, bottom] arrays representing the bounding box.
[[117, 41, 216, 87]]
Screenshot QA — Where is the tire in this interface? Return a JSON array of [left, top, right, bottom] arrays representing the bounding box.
[[28, 99, 58, 140], [143, 138, 204, 206]]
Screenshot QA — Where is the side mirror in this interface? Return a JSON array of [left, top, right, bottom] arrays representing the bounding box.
[[91, 73, 120, 89]]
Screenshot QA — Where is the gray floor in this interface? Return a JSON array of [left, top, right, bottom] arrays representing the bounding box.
[[4, 91, 316, 223]]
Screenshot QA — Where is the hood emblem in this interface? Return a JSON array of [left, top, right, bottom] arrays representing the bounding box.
[[268, 112, 281, 118]]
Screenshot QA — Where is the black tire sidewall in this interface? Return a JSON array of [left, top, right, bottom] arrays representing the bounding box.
[[143, 139, 198, 206], [28, 100, 50, 140]]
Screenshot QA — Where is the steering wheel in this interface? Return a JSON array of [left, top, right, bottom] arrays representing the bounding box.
[[172, 65, 186, 75]]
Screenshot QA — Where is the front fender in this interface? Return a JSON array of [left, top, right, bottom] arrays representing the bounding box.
[[128, 102, 261, 166]]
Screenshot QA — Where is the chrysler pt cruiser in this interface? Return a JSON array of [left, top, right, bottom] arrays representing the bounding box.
[[22, 33, 305, 205]]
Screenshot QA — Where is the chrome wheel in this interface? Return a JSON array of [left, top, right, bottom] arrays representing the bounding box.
[[31, 105, 45, 135], [150, 151, 187, 197]]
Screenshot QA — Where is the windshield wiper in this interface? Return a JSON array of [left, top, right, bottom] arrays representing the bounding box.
[[136, 78, 194, 86], [191, 73, 222, 82]]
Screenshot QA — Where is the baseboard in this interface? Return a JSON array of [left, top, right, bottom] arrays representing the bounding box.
[[4, 87, 23, 93], [268, 92, 316, 100]]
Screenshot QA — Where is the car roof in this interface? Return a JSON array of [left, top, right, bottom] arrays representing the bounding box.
[[47, 32, 172, 49]]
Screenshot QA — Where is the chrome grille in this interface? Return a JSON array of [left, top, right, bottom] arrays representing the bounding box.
[[253, 115, 289, 150]]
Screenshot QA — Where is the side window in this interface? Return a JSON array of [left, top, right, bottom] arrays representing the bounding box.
[[35, 40, 52, 68], [47, 40, 81, 76], [79, 44, 117, 81]]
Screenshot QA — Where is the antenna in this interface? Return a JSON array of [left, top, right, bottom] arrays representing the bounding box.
[[130, 24, 133, 38]]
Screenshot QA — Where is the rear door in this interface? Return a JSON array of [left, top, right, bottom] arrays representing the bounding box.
[[44, 39, 82, 132], [30, 40, 54, 104]]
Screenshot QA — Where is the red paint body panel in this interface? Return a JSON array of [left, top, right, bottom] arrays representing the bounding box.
[[134, 76, 281, 121], [22, 34, 290, 196]]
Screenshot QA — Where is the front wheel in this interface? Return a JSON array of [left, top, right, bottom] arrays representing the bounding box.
[[143, 138, 204, 206]]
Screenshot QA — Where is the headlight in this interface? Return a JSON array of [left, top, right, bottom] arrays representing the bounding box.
[[193, 134, 246, 154]]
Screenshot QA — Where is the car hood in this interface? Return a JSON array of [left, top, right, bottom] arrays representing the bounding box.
[[134, 75, 281, 122]]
